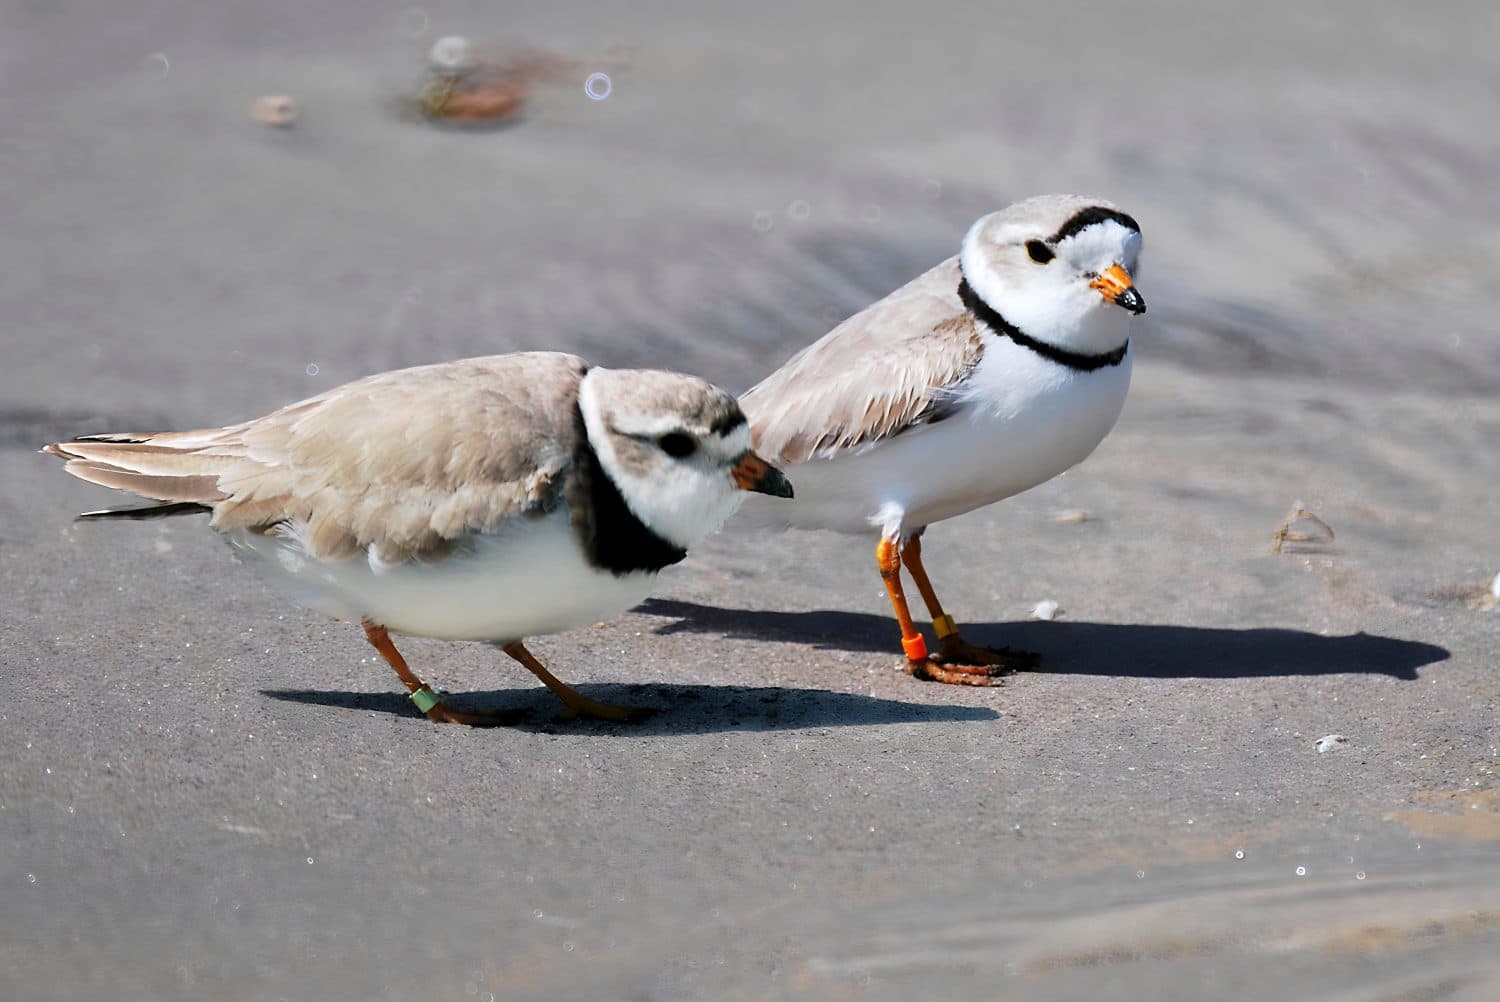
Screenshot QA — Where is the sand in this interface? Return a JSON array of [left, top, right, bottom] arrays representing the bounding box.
[[3, 1, 1498, 998]]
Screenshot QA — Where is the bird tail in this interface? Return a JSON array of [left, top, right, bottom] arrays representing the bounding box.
[[42, 429, 234, 518]]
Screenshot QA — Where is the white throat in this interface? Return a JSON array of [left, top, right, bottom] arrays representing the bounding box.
[[960, 225, 1134, 358]]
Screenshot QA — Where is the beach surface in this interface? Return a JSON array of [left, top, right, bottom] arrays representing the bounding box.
[[3, 1, 1498, 998]]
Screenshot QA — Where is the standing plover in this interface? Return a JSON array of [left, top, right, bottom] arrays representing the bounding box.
[[741, 195, 1144, 684], [45, 352, 792, 722]]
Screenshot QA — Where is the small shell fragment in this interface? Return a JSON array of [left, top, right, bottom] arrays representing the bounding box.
[[249, 95, 297, 127], [1491, 572, 1500, 601], [1314, 734, 1349, 753], [1031, 600, 1062, 621], [1052, 509, 1095, 525], [1270, 501, 1335, 555]]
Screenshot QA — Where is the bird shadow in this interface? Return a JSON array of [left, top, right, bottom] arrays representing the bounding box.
[[262, 684, 998, 735], [262, 601, 1448, 732], [636, 599, 1449, 681]]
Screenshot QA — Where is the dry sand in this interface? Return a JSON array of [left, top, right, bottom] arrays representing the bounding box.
[[3, 1, 1498, 998]]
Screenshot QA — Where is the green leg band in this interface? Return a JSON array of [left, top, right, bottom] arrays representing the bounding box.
[[409, 687, 442, 714]]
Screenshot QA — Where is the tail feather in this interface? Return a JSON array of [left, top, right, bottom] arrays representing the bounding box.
[[73, 430, 246, 452], [78, 501, 213, 521], [60, 459, 226, 502], [46, 439, 239, 474], [70, 432, 159, 444], [44, 433, 234, 511]]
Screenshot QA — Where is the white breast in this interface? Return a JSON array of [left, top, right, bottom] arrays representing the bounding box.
[[223, 506, 657, 642], [743, 340, 1132, 538]]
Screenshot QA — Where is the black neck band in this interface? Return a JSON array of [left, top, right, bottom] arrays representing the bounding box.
[[568, 403, 687, 576], [958, 276, 1128, 373]]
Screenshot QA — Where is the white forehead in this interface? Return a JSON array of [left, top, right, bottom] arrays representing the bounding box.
[[1056, 221, 1143, 270], [713, 421, 753, 455]]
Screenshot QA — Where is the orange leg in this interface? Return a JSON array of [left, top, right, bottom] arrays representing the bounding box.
[[877, 537, 930, 663], [501, 642, 646, 722], [899, 535, 1038, 685], [361, 619, 520, 726]]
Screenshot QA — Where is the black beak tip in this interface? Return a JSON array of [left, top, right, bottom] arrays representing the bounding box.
[[761, 467, 794, 499], [1115, 288, 1146, 315]]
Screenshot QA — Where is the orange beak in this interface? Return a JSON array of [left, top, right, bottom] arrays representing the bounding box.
[[1089, 264, 1146, 315], [731, 450, 794, 498]]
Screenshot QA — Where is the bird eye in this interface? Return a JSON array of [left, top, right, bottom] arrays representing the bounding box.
[[657, 432, 697, 458], [1025, 240, 1055, 264]]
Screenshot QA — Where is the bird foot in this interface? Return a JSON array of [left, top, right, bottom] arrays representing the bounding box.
[[422, 701, 528, 727], [906, 639, 1039, 686], [907, 658, 1009, 686]]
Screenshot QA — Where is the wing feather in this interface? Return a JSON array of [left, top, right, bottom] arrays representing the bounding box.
[[741, 258, 982, 464]]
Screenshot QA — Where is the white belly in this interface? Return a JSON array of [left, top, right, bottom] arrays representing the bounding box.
[[224, 506, 657, 642], [744, 342, 1132, 538]]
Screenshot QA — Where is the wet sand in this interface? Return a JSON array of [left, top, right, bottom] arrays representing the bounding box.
[[3, 1, 1499, 998]]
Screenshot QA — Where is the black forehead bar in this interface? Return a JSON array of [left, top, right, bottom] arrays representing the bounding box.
[[1049, 206, 1141, 244], [709, 409, 747, 437]]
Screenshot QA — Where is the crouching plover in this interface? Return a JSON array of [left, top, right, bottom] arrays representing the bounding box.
[[740, 195, 1145, 685], [45, 352, 792, 723]]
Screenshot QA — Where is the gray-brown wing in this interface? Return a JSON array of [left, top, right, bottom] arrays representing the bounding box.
[[46, 352, 588, 562], [741, 258, 982, 465]]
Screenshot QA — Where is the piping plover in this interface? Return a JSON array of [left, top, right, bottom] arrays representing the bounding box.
[[741, 194, 1144, 684], [44, 352, 792, 723]]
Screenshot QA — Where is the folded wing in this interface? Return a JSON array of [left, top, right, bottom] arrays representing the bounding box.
[[45, 352, 587, 562], [741, 258, 983, 465]]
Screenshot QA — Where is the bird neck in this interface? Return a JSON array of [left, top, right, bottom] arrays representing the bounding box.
[[567, 402, 688, 576], [957, 275, 1128, 373]]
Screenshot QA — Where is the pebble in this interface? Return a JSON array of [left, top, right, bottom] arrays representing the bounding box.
[[249, 95, 297, 127], [1031, 600, 1061, 621], [1314, 734, 1349, 753]]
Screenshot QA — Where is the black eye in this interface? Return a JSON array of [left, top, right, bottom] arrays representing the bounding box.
[[657, 432, 697, 458], [1025, 240, 1055, 264]]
